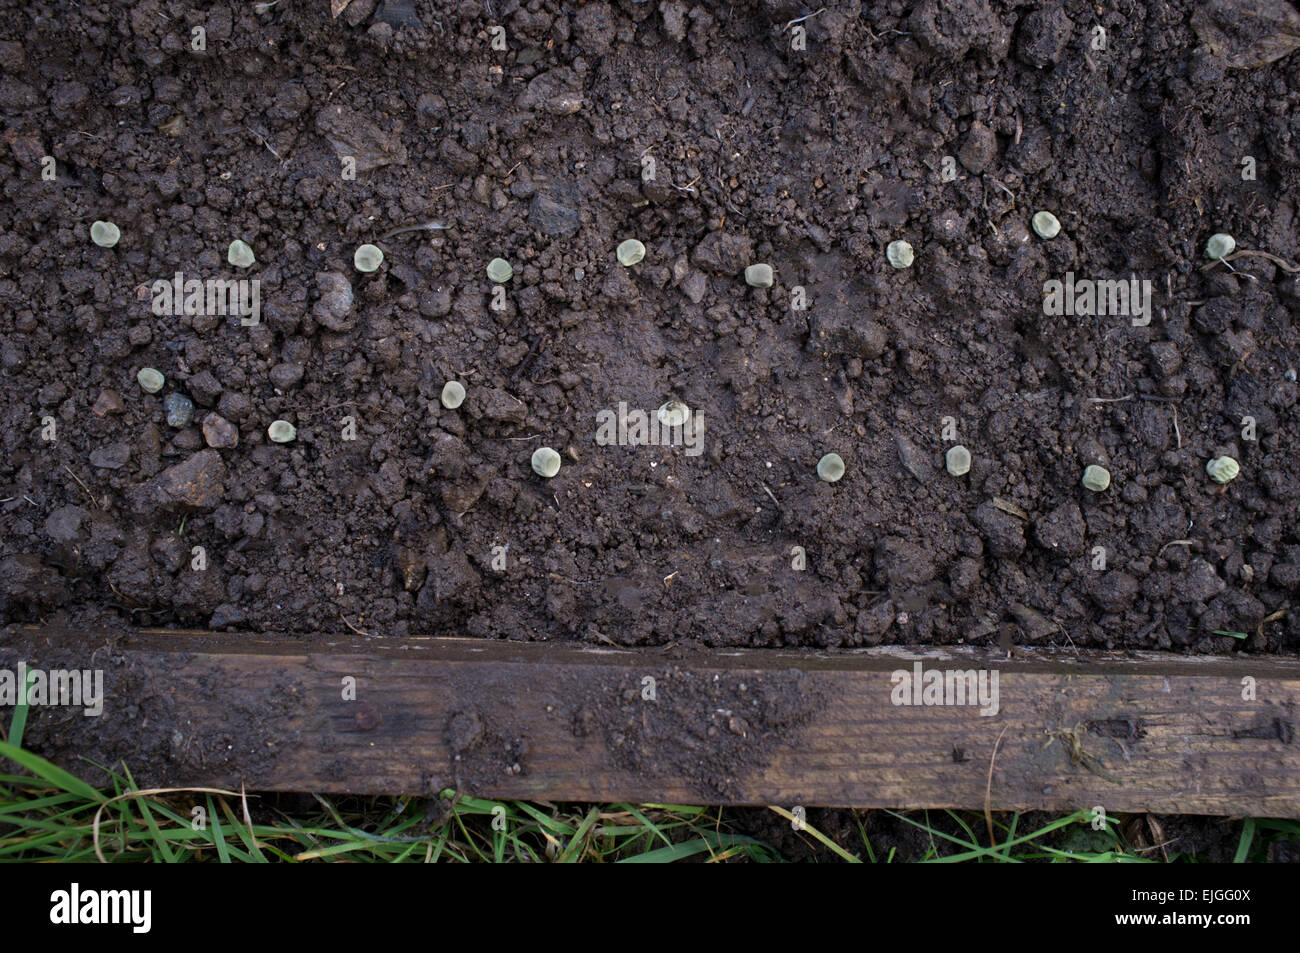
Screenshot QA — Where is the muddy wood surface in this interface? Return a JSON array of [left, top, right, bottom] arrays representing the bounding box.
[[4, 627, 1299, 815]]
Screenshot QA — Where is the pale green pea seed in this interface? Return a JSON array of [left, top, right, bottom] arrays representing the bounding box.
[[136, 367, 165, 394], [886, 240, 914, 269], [354, 243, 384, 272], [441, 381, 466, 410], [657, 400, 690, 427], [1031, 211, 1061, 240], [228, 240, 256, 269], [817, 453, 845, 483], [267, 420, 297, 443], [531, 446, 561, 478], [617, 239, 646, 266], [1205, 233, 1235, 260], [1206, 456, 1239, 484], [1082, 464, 1111, 492], [946, 445, 971, 476], [487, 258, 513, 282], [90, 221, 120, 248], [744, 263, 774, 287]]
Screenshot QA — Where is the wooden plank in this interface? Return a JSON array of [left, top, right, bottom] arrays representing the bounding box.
[[2, 625, 1298, 815]]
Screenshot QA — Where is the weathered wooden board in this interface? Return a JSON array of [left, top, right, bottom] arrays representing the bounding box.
[[2, 626, 1298, 815]]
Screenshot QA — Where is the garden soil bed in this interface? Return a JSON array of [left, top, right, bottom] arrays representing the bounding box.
[[1, 0, 1300, 841]]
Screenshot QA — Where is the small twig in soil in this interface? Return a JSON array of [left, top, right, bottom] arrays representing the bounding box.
[[64, 465, 103, 509], [244, 126, 283, 160], [985, 724, 1009, 848], [341, 613, 373, 638], [378, 221, 448, 241], [1172, 407, 1181, 448], [1258, 606, 1290, 639], [761, 484, 782, 509], [1201, 248, 1300, 273], [1158, 539, 1196, 558], [784, 7, 825, 31], [1088, 394, 1133, 403], [510, 335, 546, 383]]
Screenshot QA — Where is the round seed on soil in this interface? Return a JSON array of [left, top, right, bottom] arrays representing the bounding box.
[[354, 243, 384, 272], [267, 420, 297, 443], [531, 446, 561, 478], [441, 381, 466, 410], [1031, 211, 1061, 239], [657, 400, 690, 427], [886, 240, 914, 269], [1081, 464, 1111, 492], [1206, 456, 1240, 484], [744, 263, 774, 287], [945, 445, 971, 476], [1205, 233, 1235, 260], [817, 452, 845, 483], [136, 367, 165, 394], [90, 221, 120, 248], [228, 240, 256, 269], [487, 258, 513, 283], [616, 239, 646, 266]]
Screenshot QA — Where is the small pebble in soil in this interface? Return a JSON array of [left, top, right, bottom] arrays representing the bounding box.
[[163, 392, 194, 429], [228, 239, 256, 268], [817, 452, 845, 483], [137, 367, 165, 393], [487, 258, 513, 282], [531, 446, 561, 478], [744, 263, 774, 287], [1031, 211, 1061, 239], [616, 239, 646, 266], [1082, 464, 1111, 492], [441, 380, 466, 409], [886, 240, 914, 269], [267, 420, 297, 443], [202, 413, 238, 449], [354, 243, 384, 272], [946, 445, 971, 476], [90, 220, 120, 248], [656, 400, 690, 427], [1205, 233, 1235, 260], [1206, 456, 1240, 484]]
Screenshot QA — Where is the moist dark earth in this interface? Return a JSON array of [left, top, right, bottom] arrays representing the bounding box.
[[2, 0, 1296, 654]]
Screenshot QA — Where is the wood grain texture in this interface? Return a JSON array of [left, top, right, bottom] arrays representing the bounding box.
[[2, 626, 1298, 815]]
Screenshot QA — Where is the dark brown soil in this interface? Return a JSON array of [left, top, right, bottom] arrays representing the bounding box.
[[1, 0, 1298, 659]]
